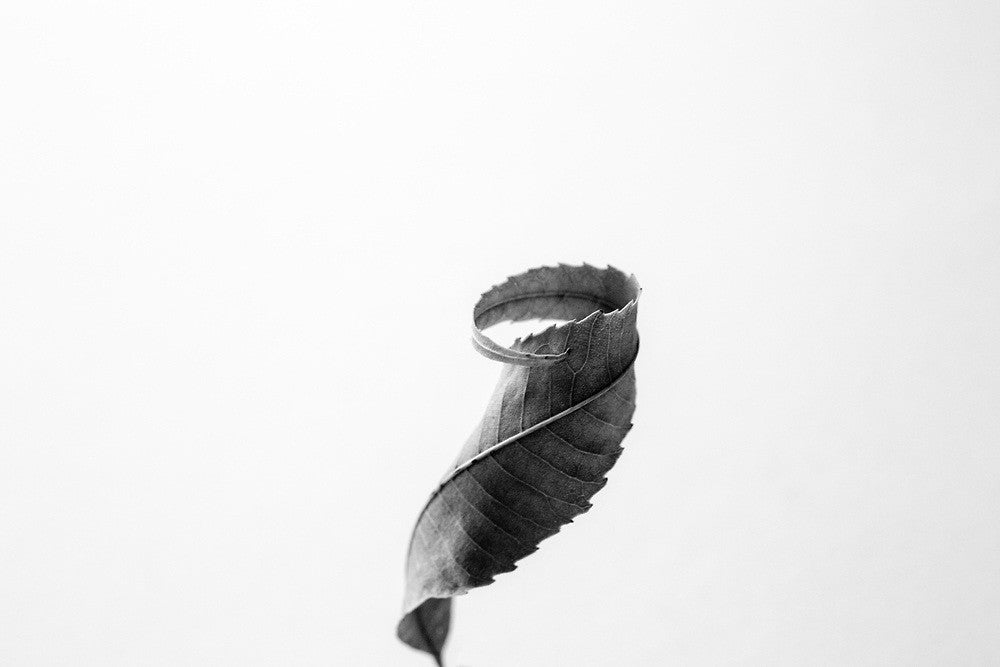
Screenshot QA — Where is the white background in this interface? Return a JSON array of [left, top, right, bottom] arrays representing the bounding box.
[[2, 2, 999, 665]]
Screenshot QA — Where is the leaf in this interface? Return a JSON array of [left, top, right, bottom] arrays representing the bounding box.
[[397, 263, 641, 666]]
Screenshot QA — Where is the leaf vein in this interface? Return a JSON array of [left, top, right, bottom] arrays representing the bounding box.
[[543, 425, 617, 458], [451, 480, 526, 546], [437, 492, 505, 566], [580, 407, 630, 430], [422, 505, 482, 583], [465, 468, 555, 531], [489, 456, 587, 511], [515, 440, 591, 485]]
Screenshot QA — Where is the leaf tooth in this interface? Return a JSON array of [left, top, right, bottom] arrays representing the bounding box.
[[611, 298, 637, 318], [521, 321, 561, 349], [576, 308, 602, 325], [479, 265, 550, 303]]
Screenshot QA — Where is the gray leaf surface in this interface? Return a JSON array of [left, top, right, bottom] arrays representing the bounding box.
[[397, 263, 641, 665]]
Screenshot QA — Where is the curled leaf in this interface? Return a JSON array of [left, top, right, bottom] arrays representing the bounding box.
[[397, 263, 641, 665]]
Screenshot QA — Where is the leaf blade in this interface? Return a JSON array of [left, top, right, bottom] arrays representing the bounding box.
[[398, 264, 641, 664]]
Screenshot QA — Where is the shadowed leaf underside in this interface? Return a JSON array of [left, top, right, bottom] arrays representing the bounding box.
[[397, 264, 641, 665]]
